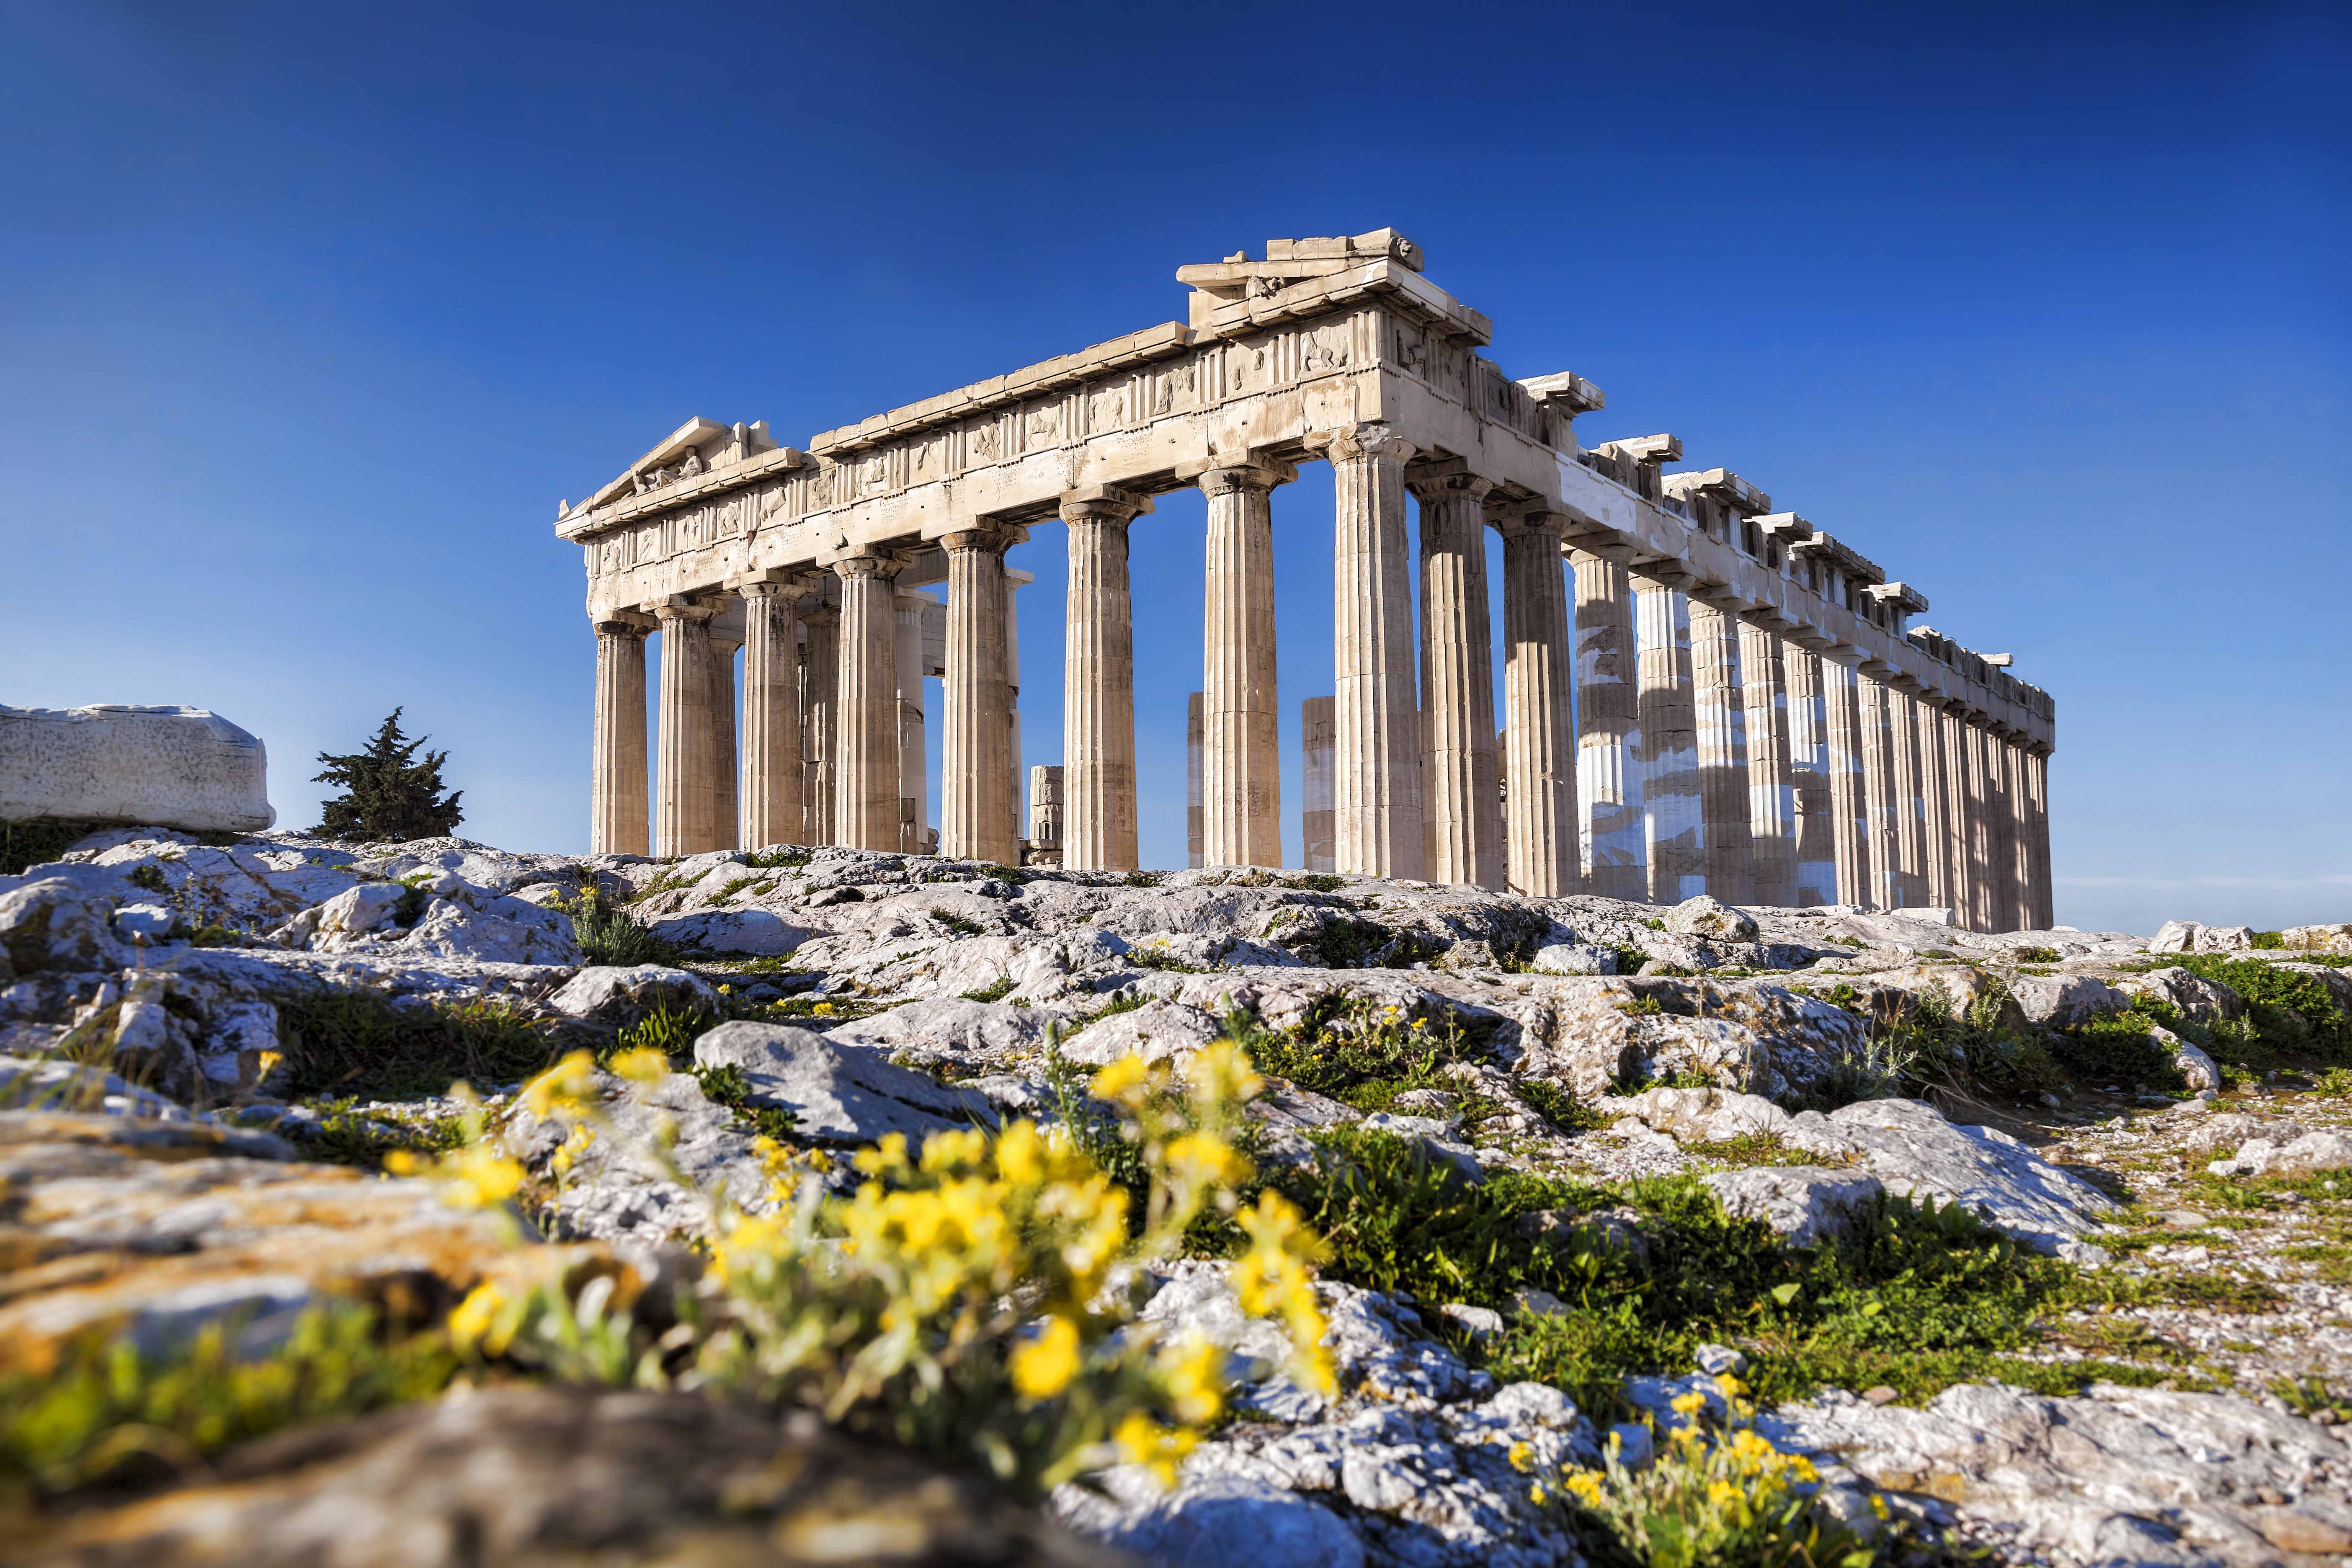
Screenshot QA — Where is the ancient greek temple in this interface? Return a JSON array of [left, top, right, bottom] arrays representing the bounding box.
[[556, 230, 2055, 931]]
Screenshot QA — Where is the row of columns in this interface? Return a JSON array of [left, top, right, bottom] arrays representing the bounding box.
[[589, 421, 2052, 931]]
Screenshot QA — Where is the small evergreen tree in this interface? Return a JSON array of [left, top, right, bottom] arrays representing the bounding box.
[[312, 708, 466, 842]]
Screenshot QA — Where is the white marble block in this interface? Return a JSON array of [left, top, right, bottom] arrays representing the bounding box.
[[0, 704, 275, 832]]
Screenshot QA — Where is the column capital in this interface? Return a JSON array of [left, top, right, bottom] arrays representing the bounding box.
[[594, 609, 655, 636], [834, 549, 906, 580], [725, 565, 816, 599], [1403, 456, 1495, 504], [651, 595, 717, 624], [1630, 561, 1702, 592], [1059, 484, 1155, 524], [1492, 508, 1569, 544], [1187, 461, 1297, 498], [941, 522, 1026, 555], [1317, 421, 1417, 465]]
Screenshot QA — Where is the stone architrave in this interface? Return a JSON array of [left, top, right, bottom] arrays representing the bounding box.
[[1327, 422, 1423, 879], [1821, 654, 1872, 909], [1571, 544, 1645, 899], [1185, 692, 1204, 869], [941, 527, 1018, 865], [892, 588, 932, 855], [1856, 666, 1901, 912], [653, 598, 718, 858], [1408, 459, 1501, 889], [735, 583, 803, 853], [1634, 571, 1700, 903], [1062, 487, 1147, 872], [1496, 513, 1577, 897], [833, 552, 903, 853], [1784, 644, 1837, 906], [708, 610, 743, 851], [1737, 619, 1795, 907], [1689, 596, 1754, 906], [801, 601, 840, 847], [1198, 465, 1286, 869], [1301, 695, 1336, 874], [591, 617, 652, 856]]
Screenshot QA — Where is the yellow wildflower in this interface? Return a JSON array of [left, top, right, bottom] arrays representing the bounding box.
[[1114, 1411, 1198, 1489], [1181, 1039, 1263, 1108], [1671, 1390, 1709, 1418], [1011, 1314, 1082, 1401], [810, 1001, 836, 1016], [1161, 1130, 1251, 1191], [1529, 1481, 1548, 1505], [1089, 1055, 1151, 1103], [447, 1280, 518, 1355], [1160, 1336, 1226, 1425], [1508, 1439, 1534, 1472], [521, 1050, 598, 1119], [1563, 1469, 1606, 1506], [551, 1121, 596, 1176], [608, 1046, 669, 1085]]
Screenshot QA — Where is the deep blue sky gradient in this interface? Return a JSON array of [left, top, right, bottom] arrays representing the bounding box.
[[3, 1, 2345, 933]]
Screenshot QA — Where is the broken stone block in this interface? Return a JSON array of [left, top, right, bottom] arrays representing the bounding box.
[[0, 704, 273, 833]]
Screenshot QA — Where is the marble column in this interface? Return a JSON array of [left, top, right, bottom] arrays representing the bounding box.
[[1913, 691, 1956, 912], [1327, 422, 1423, 879], [1821, 655, 1872, 908], [1888, 681, 1929, 910], [1029, 764, 1064, 858], [892, 590, 932, 856], [1634, 571, 1700, 903], [1785, 644, 1838, 906], [1185, 696, 1204, 879], [590, 615, 652, 856], [1961, 717, 1996, 932], [708, 611, 743, 851], [1939, 704, 1977, 925], [1409, 461, 1501, 889], [738, 582, 803, 853], [1738, 620, 1796, 907], [2003, 735, 2035, 933], [941, 527, 1017, 865], [1497, 513, 1578, 897], [1004, 572, 1026, 856], [1856, 667, 1900, 911], [1571, 544, 1645, 899], [2026, 746, 2055, 930], [801, 600, 839, 847], [1062, 488, 1145, 872], [1690, 596, 1754, 905], [833, 553, 903, 853], [1199, 466, 1286, 869], [1302, 696, 1336, 874], [653, 598, 717, 859]]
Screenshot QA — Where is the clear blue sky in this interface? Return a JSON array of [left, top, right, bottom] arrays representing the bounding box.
[[3, 1, 2345, 935]]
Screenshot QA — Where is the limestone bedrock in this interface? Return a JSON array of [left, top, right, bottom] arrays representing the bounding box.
[[0, 704, 274, 832]]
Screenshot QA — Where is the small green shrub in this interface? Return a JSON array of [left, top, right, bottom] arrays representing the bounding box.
[[2048, 1012, 2184, 1093], [1233, 1000, 1489, 1117], [1122, 869, 1163, 888], [126, 863, 170, 894], [274, 990, 558, 1100], [932, 909, 985, 937], [689, 1060, 799, 1140], [2012, 945, 2061, 964], [1285, 874, 1345, 893], [2250, 931, 2285, 950], [743, 847, 811, 869], [1128, 943, 1206, 973], [557, 887, 693, 967], [962, 977, 1016, 1003], [2155, 955, 2352, 1066]]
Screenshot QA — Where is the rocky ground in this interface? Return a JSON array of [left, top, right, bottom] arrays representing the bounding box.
[[4, 825, 2350, 1567]]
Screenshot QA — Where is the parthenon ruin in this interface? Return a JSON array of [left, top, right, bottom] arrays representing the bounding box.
[[556, 230, 2055, 931]]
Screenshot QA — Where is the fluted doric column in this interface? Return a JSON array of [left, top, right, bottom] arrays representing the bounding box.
[[1690, 596, 1754, 905], [1185, 692, 1204, 868], [1063, 486, 1148, 871], [1785, 643, 1838, 906], [1301, 696, 1337, 874], [801, 600, 839, 846], [1960, 716, 1996, 931], [1821, 654, 1872, 908], [1857, 665, 1901, 910], [1634, 571, 1700, 903], [708, 611, 743, 851], [1198, 465, 1286, 869], [1888, 679, 1929, 910], [1939, 703, 1977, 924], [1409, 459, 1501, 889], [833, 552, 903, 852], [591, 614, 652, 856], [1327, 422, 1422, 879], [2001, 732, 2033, 933], [653, 597, 717, 859], [1497, 513, 1577, 897], [1913, 689, 1956, 912], [1572, 544, 1645, 899], [2025, 745, 2055, 930], [892, 589, 932, 855], [941, 526, 1019, 865], [737, 580, 804, 853], [1738, 619, 1796, 907]]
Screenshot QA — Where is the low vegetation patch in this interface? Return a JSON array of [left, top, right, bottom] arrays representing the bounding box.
[[0, 818, 102, 876], [555, 886, 696, 968], [273, 990, 560, 1101], [1231, 1001, 1498, 1120]]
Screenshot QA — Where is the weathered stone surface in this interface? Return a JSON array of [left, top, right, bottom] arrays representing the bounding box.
[[2120, 965, 2247, 1024], [17, 1384, 1117, 1567], [1763, 1382, 2352, 1568], [505, 1065, 776, 1245], [1058, 998, 1228, 1066], [1664, 893, 1758, 942], [2007, 973, 2131, 1029], [546, 963, 722, 1026], [1529, 941, 1615, 975], [2210, 1128, 2352, 1179], [823, 995, 1075, 1068], [0, 876, 132, 973], [2151, 919, 2257, 954], [2149, 1022, 2221, 1092], [0, 1109, 597, 1372], [1701, 1166, 1885, 1248], [1801, 1099, 2119, 1256], [0, 704, 273, 833], [691, 1021, 995, 1145], [647, 907, 810, 955]]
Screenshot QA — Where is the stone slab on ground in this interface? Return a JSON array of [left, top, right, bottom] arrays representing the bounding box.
[[0, 704, 274, 833]]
